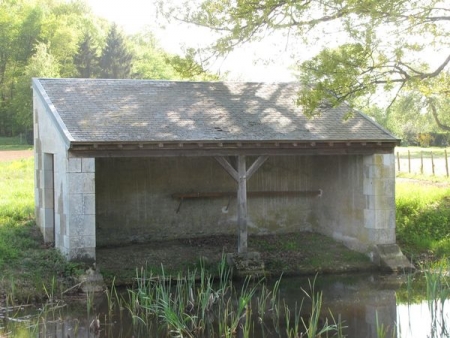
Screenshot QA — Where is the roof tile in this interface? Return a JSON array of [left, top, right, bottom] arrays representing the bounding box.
[[35, 78, 397, 143]]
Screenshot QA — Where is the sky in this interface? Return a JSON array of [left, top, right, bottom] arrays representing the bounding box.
[[86, 0, 297, 81]]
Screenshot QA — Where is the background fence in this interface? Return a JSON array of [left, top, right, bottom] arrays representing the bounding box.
[[396, 149, 449, 177]]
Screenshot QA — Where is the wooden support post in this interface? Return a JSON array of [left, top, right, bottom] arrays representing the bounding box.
[[214, 155, 269, 254], [237, 155, 247, 254]]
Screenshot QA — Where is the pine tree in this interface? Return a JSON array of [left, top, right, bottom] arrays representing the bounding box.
[[99, 24, 133, 79], [74, 33, 99, 78]]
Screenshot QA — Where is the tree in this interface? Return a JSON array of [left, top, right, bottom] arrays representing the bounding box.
[[0, 0, 107, 135], [165, 47, 219, 81], [12, 43, 60, 132], [129, 30, 179, 79], [99, 24, 133, 79], [0, 0, 43, 135], [158, 0, 450, 128], [74, 33, 99, 78]]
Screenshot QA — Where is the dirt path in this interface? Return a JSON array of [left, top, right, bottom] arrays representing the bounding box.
[[0, 150, 33, 162]]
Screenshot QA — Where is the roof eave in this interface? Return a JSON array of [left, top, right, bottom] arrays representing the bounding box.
[[67, 139, 399, 158]]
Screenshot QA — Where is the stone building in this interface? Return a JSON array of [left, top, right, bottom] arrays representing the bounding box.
[[32, 78, 400, 265]]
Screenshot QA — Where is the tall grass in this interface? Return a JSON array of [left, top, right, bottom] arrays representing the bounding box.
[[121, 260, 345, 338], [0, 157, 83, 303], [0, 159, 35, 269], [396, 182, 450, 258]]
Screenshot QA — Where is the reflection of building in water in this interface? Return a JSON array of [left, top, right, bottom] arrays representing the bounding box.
[[312, 276, 398, 338], [365, 290, 397, 338]]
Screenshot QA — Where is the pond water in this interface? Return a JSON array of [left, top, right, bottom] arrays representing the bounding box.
[[1, 272, 448, 338]]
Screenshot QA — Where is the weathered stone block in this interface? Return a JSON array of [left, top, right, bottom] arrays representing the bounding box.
[[382, 153, 395, 166], [69, 193, 83, 215], [383, 179, 395, 197], [82, 158, 95, 173], [366, 228, 396, 244], [364, 209, 395, 229], [68, 173, 95, 193], [68, 235, 96, 249], [365, 194, 394, 211], [364, 165, 381, 179], [67, 158, 82, 173], [84, 194, 96, 215], [59, 214, 66, 235], [363, 178, 374, 195], [68, 214, 95, 236], [369, 244, 415, 272]]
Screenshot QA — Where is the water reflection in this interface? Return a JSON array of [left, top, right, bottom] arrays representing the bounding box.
[[1, 273, 449, 337], [398, 301, 450, 338], [280, 274, 398, 338]]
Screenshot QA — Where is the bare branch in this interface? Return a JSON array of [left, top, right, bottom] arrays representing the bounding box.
[[386, 82, 406, 112], [428, 98, 450, 131], [420, 53, 450, 79]]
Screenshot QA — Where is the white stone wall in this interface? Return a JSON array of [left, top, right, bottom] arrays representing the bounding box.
[[66, 157, 96, 260], [312, 153, 396, 253], [33, 89, 96, 262]]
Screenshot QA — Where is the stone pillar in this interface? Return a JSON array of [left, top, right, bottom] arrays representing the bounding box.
[[363, 153, 396, 245], [65, 157, 96, 262], [40, 153, 55, 242]]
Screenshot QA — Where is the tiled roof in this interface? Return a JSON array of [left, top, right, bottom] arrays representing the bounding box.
[[33, 78, 398, 143]]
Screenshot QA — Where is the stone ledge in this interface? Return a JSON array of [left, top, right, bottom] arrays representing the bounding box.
[[369, 244, 415, 273], [226, 251, 266, 278]]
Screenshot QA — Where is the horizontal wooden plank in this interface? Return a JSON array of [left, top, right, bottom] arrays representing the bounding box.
[[68, 145, 395, 158], [172, 190, 323, 199]]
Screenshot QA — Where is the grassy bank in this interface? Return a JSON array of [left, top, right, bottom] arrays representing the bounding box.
[[396, 180, 450, 263], [1, 151, 450, 302], [0, 158, 83, 303]]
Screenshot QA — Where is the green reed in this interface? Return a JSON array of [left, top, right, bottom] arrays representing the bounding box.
[[424, 262, 450, 338], [119, 256, 345, 338]]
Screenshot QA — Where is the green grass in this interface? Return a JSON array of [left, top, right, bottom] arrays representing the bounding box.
[[0, 158, 82, 303], [0, 135, 32, 150], [396, 181, 450, 260]]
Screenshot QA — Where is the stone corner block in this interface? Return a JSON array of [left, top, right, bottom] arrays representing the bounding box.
[[82, 158, 95, 173]]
